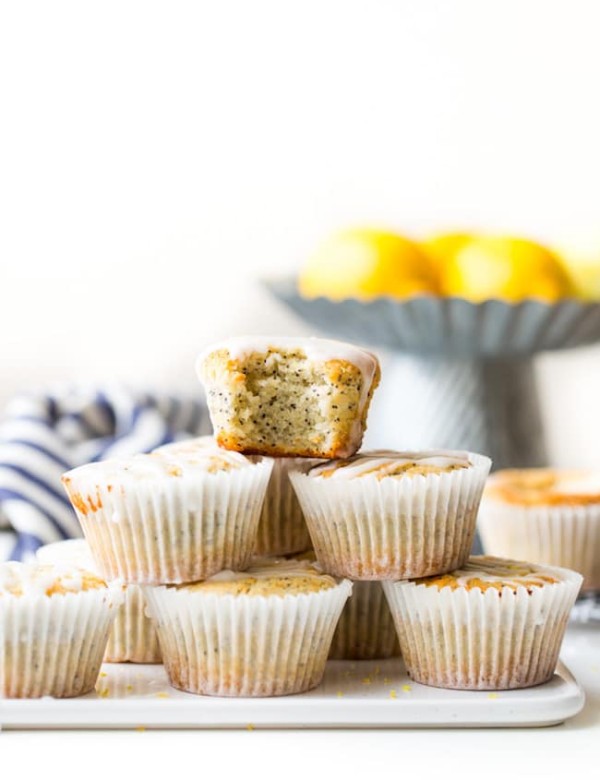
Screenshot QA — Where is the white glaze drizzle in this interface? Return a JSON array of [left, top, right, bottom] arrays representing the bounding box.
[[36, 539, 97, 572], [0, 561, 100, 597], [308, 449, 471, 480], [202, 557, 328, 584], [440, 557, 561, 588]]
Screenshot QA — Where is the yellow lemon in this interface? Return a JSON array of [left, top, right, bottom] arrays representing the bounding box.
[[554, 238, 600, 300], [421, 232, 474, 269], [442, 235, 573, 302], [299, 228, 439, 301]]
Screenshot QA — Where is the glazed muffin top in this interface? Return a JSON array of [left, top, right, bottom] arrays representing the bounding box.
[[0, 562, 107, 598], [306, 450, 472, 480], [484, 468, 600, 506], [36, 539, 96, 570], [173, 558, 339, 597], [153, 435, 216, 457], [62, 448, 265, 515], [415, 555, 562, 593], [197, 335, 379, 386]]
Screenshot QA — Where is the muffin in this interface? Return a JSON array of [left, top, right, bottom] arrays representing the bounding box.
[[196, 336, 381, 459], [0, 561, 123, 698], [290, 450, 491, 579], [156, 435, 313, 556], [143, 558, 352, 697], [37, 540, 161, 663], [383, 555, 582, 690], [329, 581, 400, 660], [62, 448, 273, 584], [479, 468, 600, 592]]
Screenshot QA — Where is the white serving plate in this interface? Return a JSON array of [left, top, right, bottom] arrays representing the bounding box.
[[1, 657, 584, 730]]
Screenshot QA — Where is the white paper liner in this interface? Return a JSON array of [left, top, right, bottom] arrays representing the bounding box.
[[65, 460, 273, 584], [290, 453, 491, 579], [0, 585, 123, 698], [479, 499, 600, 593], [383, 566, 582, 690], [329, 581, 400, 660], [143, 579, 352, 697], [255, 458, 312, 556], [104, 585, 161, 663]]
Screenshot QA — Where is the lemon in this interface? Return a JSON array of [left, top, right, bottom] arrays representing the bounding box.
[[299, 228, 439, 301], [441, 235, 573, 302], [554, 238, 600, 300], [421, 232, 474, 268]]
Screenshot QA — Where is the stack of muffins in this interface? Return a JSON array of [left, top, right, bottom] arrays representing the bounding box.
[[0, 336, 584, 699]]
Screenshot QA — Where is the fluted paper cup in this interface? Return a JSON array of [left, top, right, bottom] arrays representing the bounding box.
[[144, 579, 352, 697], [63, 459, 273, 584], [104, 584, 161, 663], [290, 453, 491, 580], [36, 539, 161, 663], [383, 566, 582, 690], [0, 585, 123, 698], [255, 458, 313, 556], [479, 499, 600, 593], [329, 581, 400, 660]]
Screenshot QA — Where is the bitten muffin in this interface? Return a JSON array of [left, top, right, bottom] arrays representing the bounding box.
[[62, 449, 273, 584], [144, 558, 352, 697], [37, 539, 161, 664], [156, 435, 312, 556], [0, 562, 123, 698], [196, 336, 381, 459], [479, 468, 600, 592], [290, 450, 491, 579], [383, 555, 582, 690]]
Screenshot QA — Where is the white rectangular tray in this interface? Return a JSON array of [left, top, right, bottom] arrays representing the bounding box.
[[1, 658, 585, 730]]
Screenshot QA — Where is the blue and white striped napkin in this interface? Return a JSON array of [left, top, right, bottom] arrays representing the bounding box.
[[0, 385, 208, 561]]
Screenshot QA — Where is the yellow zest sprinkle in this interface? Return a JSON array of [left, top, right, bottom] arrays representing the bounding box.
[[155, 692, 170, 699], [135, 726, 146, 733], [389, 689, 397, 699], [402, 685, 412, 693], [362, 677, 372, 685], [247, 724, 255, 731], [126, 685, 133, 692], [488, 693, 499, 700], [98, 688, 110, 698], [99, 672, 108, 678], [336, 691, 344, 698]]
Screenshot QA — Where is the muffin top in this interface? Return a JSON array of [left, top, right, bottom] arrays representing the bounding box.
[[306, 450, 472, 480], [62, 448, 262, 515], [197, 336, 379, 382], [415, 556, 561, 592], [36, 539, 96, 571], [173, 558, 338, 597], [0, 562, 107, 598], [153, 435, 216, 457], [484, 468, 600, 506]]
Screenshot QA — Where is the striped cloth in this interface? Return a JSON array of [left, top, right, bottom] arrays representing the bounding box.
[[0, 385, 208, 561]]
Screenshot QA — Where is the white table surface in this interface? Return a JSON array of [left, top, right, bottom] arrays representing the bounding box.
[[1, 623, 599, 780]]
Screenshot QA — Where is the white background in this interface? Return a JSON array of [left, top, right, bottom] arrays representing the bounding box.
[[1, 0, 600, 465]]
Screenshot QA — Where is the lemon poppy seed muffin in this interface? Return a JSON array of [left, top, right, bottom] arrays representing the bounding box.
[[155, 435, 312, 556], [62, 448, 273, 584], [383, 555, 582, 691], [196, 336, 381, 459], [290, 450, 491, 579], [479, 469, 600, 592], [144, 558, 352, 697], [0, 562, 123, 698], [37, 539, 161, 664]]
